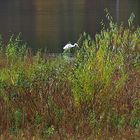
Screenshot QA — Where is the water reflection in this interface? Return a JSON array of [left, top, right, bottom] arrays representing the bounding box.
[[116, 0, 120, 23], [0, 0, 139, 52]]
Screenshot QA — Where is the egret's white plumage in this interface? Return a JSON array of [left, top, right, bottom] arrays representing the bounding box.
[[63, 43, 78, 50]]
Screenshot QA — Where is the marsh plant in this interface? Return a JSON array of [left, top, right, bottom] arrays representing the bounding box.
[[0, 13, 140, 139]]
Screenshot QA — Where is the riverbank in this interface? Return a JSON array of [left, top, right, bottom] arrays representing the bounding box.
[[0, 16, 140, 139]]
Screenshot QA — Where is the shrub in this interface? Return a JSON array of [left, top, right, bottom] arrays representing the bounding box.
[[0, 13, 140, 139]]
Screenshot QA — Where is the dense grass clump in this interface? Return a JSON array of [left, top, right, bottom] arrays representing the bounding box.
[[0, 14, 140, 139]]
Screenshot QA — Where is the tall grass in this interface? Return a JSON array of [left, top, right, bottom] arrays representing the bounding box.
[[0, 14, 140, 139]]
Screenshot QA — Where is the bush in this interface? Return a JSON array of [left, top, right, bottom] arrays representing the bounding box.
[[0, 13, 140, 139]]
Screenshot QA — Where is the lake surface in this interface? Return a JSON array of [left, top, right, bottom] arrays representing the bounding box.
[[0, 0, 140, 52]]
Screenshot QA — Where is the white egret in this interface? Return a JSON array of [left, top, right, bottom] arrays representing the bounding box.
[[63, 43, 78, 61], [63, 43, 78, 50]]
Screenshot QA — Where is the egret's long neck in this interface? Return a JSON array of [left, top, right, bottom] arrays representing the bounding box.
[[74, 43, 78, 47]]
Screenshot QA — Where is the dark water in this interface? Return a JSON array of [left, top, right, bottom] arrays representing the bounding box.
[[0, 0, 140, 52]]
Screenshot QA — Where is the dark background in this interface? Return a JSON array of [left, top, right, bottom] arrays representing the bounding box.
[[0, 0, 139, 52]]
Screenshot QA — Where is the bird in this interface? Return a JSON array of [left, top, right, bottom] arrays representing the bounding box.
[[63, 43, 78, 50]]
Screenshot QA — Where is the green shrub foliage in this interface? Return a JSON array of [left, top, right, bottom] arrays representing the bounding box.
[[0, 13, 140, 139]]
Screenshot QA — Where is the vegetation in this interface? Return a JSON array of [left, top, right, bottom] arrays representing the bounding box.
[[0, 13, 140, 139]]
